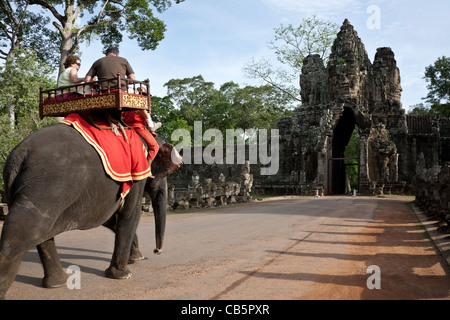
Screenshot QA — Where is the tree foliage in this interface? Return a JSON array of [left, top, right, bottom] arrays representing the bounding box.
[[21, 0, 185, 73], [0, 0, 59, 67], [408, 56, 450, 117], [150, 95, 189, 141], [163, 75, 296, 145], [408, 103, 430, 115], [423, 56, 450, 117], [0, 48, 57, 190], [244, 16, 338, 102], [0, 48, 55, 121], [270, 16, 338, 73]]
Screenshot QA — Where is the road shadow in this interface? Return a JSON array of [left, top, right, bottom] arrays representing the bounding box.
[[240, 198, 450, 300], [15, 246, 113, 287]]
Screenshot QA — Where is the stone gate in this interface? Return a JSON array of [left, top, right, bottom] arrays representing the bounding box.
[[167, 19, 450, 200], [269, 19, 450, 196]]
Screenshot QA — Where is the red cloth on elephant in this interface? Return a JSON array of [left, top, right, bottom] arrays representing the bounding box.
[[61, 113, 151, 198], [121, 110, 160, 161]]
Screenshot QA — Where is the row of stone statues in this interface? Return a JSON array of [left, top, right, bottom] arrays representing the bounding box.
[[414, 155, 450, 226], [167, 168, 254, 210], [141, 162, 255, 212]]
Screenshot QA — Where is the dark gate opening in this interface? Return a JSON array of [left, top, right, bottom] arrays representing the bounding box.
[[328, 158, 360, 195], [329, 107, 360, 195]]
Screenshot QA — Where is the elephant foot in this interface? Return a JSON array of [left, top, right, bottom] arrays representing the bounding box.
[[42, 273, 68, 289], [128, 248, 145, 262], [105, 266, 132, 280]]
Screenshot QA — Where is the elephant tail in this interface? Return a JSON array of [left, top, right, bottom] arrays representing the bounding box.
[[3, 144, 27, 207]]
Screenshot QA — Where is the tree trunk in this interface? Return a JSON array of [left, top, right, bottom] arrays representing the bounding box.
[[58, 4, 78, 75], [59, 33, 73, 75], [7, 103, 15, 130]]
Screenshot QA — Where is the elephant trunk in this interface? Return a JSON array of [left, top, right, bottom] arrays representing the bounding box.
[[152, 189, 166, 255]]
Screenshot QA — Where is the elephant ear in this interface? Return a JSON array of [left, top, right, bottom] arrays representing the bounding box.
[[151, 143, 182, 179]]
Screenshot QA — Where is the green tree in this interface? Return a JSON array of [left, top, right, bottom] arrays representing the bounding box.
[[150, 95, 189, 141], [0, 0, 61, 68], [244, 16, 338, 102], [164, 75, 215, 127], [0, 48, 57, 190], [423, 56, 450, 117], [0, 48, 56, 127], [24, 0, 185, 74], [163, 75, 295, 145], [225, 83, 294, 130], [408, 103, 430, 115]]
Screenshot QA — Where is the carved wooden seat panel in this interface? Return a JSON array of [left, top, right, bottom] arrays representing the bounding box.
[[39, 76, 151, 119]]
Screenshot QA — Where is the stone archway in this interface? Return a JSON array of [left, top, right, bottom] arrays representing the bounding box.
[[328, 107, 359, 194], [269, 19, 430, 197]]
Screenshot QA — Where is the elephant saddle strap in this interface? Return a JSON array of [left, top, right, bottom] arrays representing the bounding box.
[[61, 113, 151, 198]]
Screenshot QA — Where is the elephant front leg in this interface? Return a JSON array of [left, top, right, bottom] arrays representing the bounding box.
[[105, 204, 141, 280], [105, 259, 132, 280], [103, 215, 144, 262], [128, 233, 145, 262], [37, 238, 68, 288]]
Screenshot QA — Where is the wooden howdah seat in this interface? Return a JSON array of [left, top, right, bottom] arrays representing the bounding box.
[[39, 75, 151, 119]]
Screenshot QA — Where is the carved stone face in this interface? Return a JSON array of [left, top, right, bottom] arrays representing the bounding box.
[[327, 20, 372, 103]]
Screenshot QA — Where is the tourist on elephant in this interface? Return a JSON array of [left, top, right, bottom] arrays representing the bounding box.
[[85, 46, 135, 91], [57, 55, 86, 94], [85, 46, 162, 171]]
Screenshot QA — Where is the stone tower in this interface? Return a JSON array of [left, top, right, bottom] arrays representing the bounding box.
[[274, 19, 418, 195]]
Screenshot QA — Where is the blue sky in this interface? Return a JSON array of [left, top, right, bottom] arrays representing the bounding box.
[[77, 0, 450, 110]]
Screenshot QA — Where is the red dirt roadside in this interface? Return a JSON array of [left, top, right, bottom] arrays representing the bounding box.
[[299, 197, 450, 300]]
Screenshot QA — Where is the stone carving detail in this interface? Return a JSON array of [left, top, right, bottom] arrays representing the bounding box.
[[161, 166, 254, 211]]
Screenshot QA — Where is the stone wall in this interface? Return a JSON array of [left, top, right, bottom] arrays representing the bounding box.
[[166, 144, 296, 197], [412, 116, 450, 225], [414, 161, 450, 225]]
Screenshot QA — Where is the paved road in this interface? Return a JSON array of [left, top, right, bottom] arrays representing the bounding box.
[[2, 195, 450, 300]]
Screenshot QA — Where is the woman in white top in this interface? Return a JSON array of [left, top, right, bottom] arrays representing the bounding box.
[[57, 55, 86, 93]]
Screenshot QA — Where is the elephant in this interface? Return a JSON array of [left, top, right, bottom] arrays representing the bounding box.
[[0, 119, 182, 299]]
